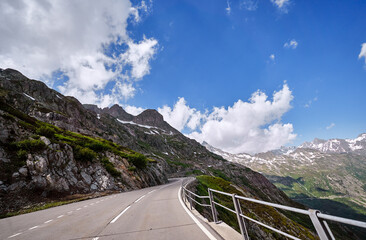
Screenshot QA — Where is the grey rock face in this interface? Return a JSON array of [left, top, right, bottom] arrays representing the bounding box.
[[18, 167, 28, 177], [81, 172, 92, 185], [2, 137, 166, 200], [104, 104, 134, 121], [40, 136, 51, 146]]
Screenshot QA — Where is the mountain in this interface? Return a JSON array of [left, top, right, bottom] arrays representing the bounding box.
[[299, 134, 366, 155], [203, 137, 366, 232], [0, 68, 357, 239]]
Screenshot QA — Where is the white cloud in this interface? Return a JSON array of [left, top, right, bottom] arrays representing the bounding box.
[[0, 0, 158, 107], [124, 105, 146, 116], [359, 43, 366, 64], [269, 54, 275, 61], [270, 0, 290, 12], [158, 98, 204, 131], [284, 39, 298, 49], [113, 81, 136, 101], [129, 0, 150, 23], [120, 37, 158, 80], [326, 123, 335, 130], [225, 0, 232, 15], [240, 0, 258, 11], [159, 85, 296, 154]]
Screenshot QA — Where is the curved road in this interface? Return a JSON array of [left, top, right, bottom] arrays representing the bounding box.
[[0, 178, 221, 240]]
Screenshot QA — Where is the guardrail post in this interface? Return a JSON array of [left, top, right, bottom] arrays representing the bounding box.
[[309, 209, 335, 240], [208, 188, 219, 223], [232, 194, 250, 240], [189, 192, 193, 210]]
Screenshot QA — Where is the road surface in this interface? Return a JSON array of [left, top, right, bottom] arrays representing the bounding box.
[[0, 178, 220, 240]]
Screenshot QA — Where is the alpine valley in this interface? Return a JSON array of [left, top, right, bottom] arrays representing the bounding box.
[[204, 134, 366, 225], [0, 68, 362, 239]]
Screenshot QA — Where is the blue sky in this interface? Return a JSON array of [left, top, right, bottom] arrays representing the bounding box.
[[127, 0, 366, 145], [1, 0, 365, 153]]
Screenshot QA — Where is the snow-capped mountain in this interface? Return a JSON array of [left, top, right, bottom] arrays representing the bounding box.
[[203, 133, 366, 167], [299, 133, 366, 154], [203, 134, 366, 215]]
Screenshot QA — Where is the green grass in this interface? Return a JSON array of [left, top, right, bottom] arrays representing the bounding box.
[[127, 153, 148, 169], [73, 146, 97, 162], [54, 130, 148, 169], [36, 125, 56, 138], [13, 139, 46, 152], [193, 175, 317, 240], [208, 167, 230, 181], [147, 158, 157, 163], [101, 157, 121, 177], [18, 120, 36, 130], [128, 166, 137, 172]]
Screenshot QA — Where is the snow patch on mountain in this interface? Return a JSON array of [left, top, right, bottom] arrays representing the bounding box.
[[203, 133, 366, 170]]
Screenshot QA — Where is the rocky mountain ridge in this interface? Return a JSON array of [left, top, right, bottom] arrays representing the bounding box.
[[299, 134, 366, 155]]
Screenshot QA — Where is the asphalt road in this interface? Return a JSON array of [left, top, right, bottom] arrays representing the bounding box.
[[0, 178, 220, 240]]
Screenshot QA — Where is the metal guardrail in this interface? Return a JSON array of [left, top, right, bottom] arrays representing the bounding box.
[[181, 184, 366, 240]]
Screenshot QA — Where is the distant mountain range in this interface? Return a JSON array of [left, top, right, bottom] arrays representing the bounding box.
[[203, 135, 366, 223], [299, 134, 366, 155]]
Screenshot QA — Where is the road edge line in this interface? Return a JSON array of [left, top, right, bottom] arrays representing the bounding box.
[[110, 206, 131, 223], [178, 186, 217, 240]]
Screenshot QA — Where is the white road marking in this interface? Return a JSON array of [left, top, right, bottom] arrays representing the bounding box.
[[8, 233, 22, 238], [83, 205, 88, 208], [67, 211, 73, 214], [147, 190, 156, 194], [134, 195, 145, 203], [57, 215, 64, 218], [76, 208, 81, 211], [44, 220, 53, 224], [110, 206, 131, 223], [90, 203, 94, 206], [92, 237, 99, 240], [178, 186, 217, 240], [29, 226, 39, 230]]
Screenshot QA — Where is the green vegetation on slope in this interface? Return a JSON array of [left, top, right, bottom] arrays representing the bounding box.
[[0, 101, 151, 178], [192, 175, 317, 240]]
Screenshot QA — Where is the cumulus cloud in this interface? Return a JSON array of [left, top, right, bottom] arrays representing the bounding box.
[[359, 43, 366, 64], [158, 98, 204, 131], [124, 105, 146, 116], [120, 37, 158, 80], [159, 85, 296, 154], [326, 123, 335, 130], [284, 39, 298, 49], [270, 0, 290, 12], [0, 0, 158, 106]]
